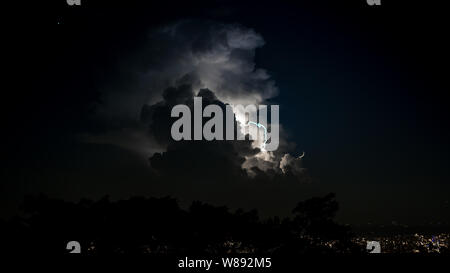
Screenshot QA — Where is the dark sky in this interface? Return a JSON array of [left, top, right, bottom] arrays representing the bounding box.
[[2, 0, 449, 225]]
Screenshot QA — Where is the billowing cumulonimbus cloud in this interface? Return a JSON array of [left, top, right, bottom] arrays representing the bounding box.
[[96, 20, 277, 120], [86, 20, 307, 181], [142, 84, 309, 188], [142, 20, 278, 106]]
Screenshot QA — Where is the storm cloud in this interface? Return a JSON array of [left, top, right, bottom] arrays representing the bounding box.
[[82, 20, 306, 179]]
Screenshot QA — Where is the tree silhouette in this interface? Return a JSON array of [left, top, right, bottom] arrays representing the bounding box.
[[0, 193, 362, 254]]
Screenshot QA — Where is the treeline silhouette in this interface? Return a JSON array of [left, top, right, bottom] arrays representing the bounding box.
[[0, 193, 364, 254]]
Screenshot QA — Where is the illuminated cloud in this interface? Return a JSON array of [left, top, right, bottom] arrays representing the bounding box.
[[86, 20, 306, 181]]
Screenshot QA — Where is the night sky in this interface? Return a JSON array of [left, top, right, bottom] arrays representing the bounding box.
[[2, 0, 449, 226]]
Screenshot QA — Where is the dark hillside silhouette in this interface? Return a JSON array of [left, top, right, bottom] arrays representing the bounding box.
[[0, 193, 363, 254]]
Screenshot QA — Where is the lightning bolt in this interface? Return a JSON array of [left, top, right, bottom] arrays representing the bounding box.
[[298, 151, 305, 159], [247, 121, 268, 149]]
